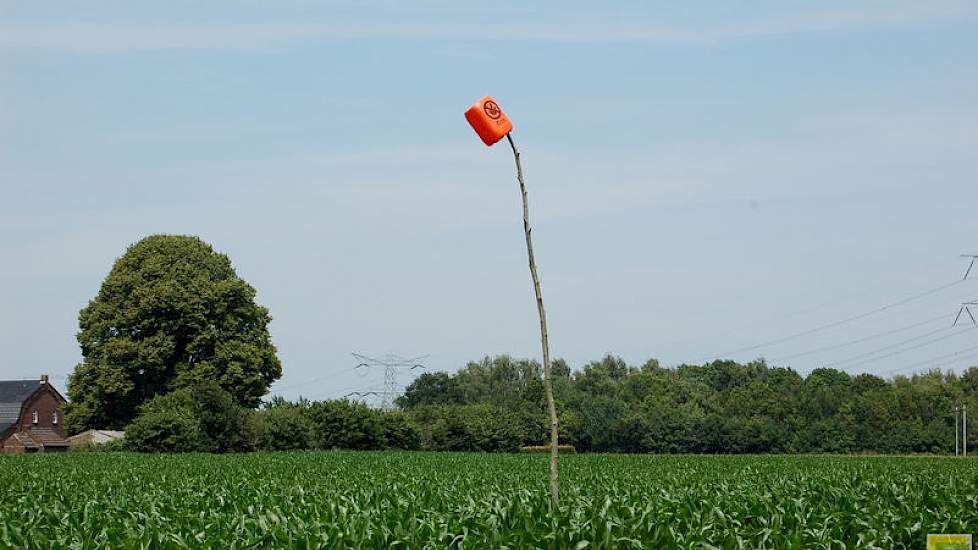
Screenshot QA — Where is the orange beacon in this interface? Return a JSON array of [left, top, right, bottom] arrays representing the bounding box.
[[464, 96, 513, 146]]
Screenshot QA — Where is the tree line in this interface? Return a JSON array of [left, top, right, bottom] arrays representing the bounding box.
[[112, 354, 977, 455], [65, 235, 977, 455], [394, 354, 978, 454]]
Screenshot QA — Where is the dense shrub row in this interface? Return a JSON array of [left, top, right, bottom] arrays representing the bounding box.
[[113, 353, 978, 455], [119, 382, 542, 453]]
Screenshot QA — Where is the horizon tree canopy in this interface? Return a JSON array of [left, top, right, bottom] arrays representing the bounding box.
[[66, 234, 282, 432]]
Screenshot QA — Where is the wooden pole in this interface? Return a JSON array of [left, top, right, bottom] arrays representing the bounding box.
[[506, 133, 559, 506]]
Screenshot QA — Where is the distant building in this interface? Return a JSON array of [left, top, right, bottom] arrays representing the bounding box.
[[66, 429, 124, 447], [0, 375, 68, 453]]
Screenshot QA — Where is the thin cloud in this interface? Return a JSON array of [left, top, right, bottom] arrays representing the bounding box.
[[0, 3, 972, 52], [300, 144, 483, 167]]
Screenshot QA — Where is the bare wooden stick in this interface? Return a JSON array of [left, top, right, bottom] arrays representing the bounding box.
[[506, 132, 559, 506]]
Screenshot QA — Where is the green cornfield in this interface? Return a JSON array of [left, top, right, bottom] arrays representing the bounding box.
[[1, 452, 977, 549]]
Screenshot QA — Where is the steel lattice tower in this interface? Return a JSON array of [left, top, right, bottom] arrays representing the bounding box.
[[350, 353, 427, 410]]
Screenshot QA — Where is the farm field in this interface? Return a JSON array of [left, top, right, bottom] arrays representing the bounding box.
[[1, 452, 977, 549]]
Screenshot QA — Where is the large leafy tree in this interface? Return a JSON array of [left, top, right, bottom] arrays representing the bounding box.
[[66, 235, 282, 432], [396, 372, 462, 409]]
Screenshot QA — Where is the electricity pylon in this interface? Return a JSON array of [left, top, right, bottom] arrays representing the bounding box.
[[962, 254, 978, 280], [351, 353, 427, 410], [954, 302, 978, 327]]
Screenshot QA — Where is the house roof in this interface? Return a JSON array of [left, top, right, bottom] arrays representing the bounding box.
[[28, 428, 68, 447], [66, 429, 125, 445], [0, 380, 43, 403], [0, 380, 48, 434], [11, 432, 39, 448]]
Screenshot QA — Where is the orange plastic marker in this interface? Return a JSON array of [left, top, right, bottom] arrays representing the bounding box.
[[464, 96, 513, 146]]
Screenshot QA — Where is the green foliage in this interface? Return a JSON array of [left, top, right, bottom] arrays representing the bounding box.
[[124, 390, 207, 453], [397, 355, 978, 455], [3, 452, 978, 548], [424, 407, 476, 451], [66, 235, 282, 432], [461, 404, 525, 452], [395, 372, 462, 408], [381, 411, 422, 450], [192, 381, 255, 453], [308, 400, 385, 450], [411, 404, 526, 452], [68, 438, 127, 453], [254, 404, 316, 451], [401, 356, 545, 409], [566, 395, 627, 452], [127, 394, 422, 454], [125, 383, 253, 453], [122, 352, 978, 456]]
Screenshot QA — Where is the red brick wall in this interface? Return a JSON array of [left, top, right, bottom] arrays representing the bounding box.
[[2, 439, 26, 453], [17, 387, 66, 438]]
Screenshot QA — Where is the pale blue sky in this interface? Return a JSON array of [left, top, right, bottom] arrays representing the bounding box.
[[1, 2, 977, 401]]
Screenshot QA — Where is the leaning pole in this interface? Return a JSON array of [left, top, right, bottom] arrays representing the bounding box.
[[465, 96, 560, 506]]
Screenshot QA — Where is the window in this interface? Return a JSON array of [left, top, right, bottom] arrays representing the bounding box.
[[32, 410, 38, 424], [52, 411, 58, 424]]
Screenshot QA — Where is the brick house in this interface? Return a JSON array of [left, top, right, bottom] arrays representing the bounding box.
[[0, 375, 68, 453]]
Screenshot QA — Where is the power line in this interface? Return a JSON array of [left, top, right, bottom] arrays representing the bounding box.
[[301, 382, 386, 402], [826, 325, 977, 370], [695, 279, 964, 362], [954, 301, 978, 327], [769, 313, 951, 362], [272, 372, 342, 393], [767, 257, 965, 321], [270, 352, 426, 394], [877, 344, 978, 377], [660, 256, 963, 359]]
